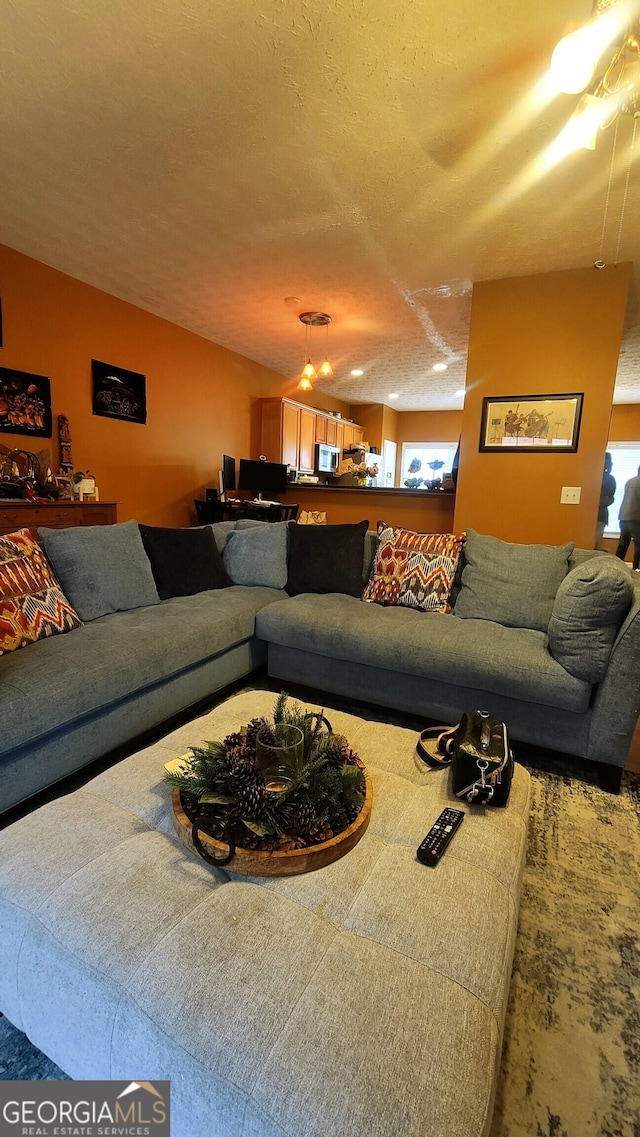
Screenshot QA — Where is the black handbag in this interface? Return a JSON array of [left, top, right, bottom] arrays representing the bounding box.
[[416, 710, 514, 806]]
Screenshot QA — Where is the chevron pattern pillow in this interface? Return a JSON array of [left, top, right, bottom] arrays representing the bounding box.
[[362, 523, 465, 613], [0, 527, 81, 655]]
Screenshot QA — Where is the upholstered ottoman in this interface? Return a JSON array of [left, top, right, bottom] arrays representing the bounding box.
[[0, 691, 530, 1137]]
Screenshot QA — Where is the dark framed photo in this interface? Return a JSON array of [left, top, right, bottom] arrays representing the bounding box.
[[479, 393, 583, 452], [0, 366, 52, 437], [92, 359, 147, 424]]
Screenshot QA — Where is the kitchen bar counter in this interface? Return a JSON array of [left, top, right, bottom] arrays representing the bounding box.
[[283, 484, 456, 529]]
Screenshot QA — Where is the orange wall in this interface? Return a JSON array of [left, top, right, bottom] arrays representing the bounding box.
[[454, 265, 630, 546], [381, 405, 398, 442], [610, 403, 640, 441], [0, 244, 350, 526], [350, 403, 384, 451], [395, 410, 462, 446]]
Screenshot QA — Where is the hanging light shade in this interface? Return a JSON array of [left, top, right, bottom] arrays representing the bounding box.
[[298, 311, 332, 390]]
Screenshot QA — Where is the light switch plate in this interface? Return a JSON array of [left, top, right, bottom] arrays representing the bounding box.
[[560, 486, 581, 504]]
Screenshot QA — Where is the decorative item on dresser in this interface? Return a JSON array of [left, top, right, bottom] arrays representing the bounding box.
[[0, 500, 118, 537]]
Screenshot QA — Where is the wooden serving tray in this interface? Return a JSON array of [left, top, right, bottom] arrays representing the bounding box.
[[172, 767, 372, 876]]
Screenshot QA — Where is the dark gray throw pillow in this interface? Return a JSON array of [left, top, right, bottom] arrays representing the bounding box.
[[286, 520, 369, 597], [39, 519, 160, 622], [547, 555, 634, 682], [139, 524, 231, 600], [454, 528, 575, 632]]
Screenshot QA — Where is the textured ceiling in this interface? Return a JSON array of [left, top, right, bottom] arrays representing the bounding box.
[[1, 0, 640, 410]]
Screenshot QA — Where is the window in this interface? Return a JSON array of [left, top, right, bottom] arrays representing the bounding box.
[[400, 442, 457, 489], [605, 443, 640, 535]]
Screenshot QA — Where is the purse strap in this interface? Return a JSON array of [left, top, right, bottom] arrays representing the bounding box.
[[416, 725, 458, 768]]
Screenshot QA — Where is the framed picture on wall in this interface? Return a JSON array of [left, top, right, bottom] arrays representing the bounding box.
[[0, 366, 52, 437], [479, 393, 583, 453], [92, 359, 147, 424]]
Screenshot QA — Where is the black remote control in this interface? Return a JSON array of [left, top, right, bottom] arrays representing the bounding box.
[[416, 807, 465, 865]]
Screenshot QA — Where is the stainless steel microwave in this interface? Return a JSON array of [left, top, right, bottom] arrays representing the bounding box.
[[315, 442, 341, 474]]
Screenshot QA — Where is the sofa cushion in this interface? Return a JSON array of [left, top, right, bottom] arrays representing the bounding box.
[[286, 520, 369, 597], [256, 593, 592, 713], [0, 527, 81, 655], [39, 520, 160, 622], [454, 529, 574, 632], [0, 586, 286, 755], [362, 524, 465, 613], [207, 520, 237, 553], [547, 555, 634, 682], [223, 522, 289, 589], [139, 524, 231, 599]]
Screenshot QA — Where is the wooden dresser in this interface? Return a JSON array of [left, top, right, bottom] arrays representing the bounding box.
[[0, 500, 118, 538]]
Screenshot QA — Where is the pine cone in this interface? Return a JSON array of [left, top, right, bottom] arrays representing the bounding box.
[[292, 800, 317, 837], [346, 801, 363, 822], [245, 717, 273, 752], [307, 816, 333, 845], [228, 753, 258, 781], [235, 780, 267, 820], [224, 730, 246, 751], [323, 737, 350, 770]]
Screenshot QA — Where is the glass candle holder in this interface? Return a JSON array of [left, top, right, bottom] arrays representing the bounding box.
[[255, 724, 304, 793]]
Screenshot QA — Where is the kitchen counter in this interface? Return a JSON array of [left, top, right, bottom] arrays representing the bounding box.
[[292, 483, 454, 495], [283, 484, 457, 529]]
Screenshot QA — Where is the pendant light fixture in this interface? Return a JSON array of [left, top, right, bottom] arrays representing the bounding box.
[[547, 0, 640, 266], [297, 312, 333, 390]]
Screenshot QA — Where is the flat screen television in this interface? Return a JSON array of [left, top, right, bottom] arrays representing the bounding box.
[[238, 458, 288, 500], [222, 453, 236, 493]]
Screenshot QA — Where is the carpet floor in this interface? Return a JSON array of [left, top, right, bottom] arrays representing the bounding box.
[[1, 699, 638, 1136]]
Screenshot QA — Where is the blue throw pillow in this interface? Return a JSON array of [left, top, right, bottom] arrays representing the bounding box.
[[39, 520, 160, 621], [222, 522, 289, 589]]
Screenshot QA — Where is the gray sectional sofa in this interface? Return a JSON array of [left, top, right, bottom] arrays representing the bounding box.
[[1, 517, 638, 817]]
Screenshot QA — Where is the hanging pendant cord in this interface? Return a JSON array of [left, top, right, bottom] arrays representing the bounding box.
[[614, 113, 638, 265], [598, 117, 619, 266]]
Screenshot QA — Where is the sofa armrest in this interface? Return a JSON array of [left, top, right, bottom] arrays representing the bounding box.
[[587, 578, 640, 765]]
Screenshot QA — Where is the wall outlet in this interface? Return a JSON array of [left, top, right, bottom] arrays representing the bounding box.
[[560, 486, 581, 505]]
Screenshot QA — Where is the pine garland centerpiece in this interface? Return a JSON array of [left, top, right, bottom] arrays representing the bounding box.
[[164, 693, 368, 867]]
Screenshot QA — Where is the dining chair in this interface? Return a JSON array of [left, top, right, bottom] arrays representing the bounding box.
[[194, 498, 225, 524]]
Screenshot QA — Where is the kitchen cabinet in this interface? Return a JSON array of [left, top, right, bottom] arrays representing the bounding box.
[[260, 398, 362, 474], [281, 401, 300, 469], [298, 407, 316, 473]]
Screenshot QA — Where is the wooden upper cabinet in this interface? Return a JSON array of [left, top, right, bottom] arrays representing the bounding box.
[[281, 401, 301, 469], [260, 398, 362, 473], [298, 407, 316, 473], [343, 423, 356, 451], [336, 421, 347, 471]]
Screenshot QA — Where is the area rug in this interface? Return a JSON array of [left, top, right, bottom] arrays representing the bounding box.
[[490, 761, 640, 1137], [0, 703, 638, 1137]]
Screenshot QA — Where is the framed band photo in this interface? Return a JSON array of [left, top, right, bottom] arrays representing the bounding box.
[[479, 393, 583, 453]]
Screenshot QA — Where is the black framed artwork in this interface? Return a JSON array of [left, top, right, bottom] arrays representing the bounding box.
[[0, 366, 52, 437], [92, 359, 147, 424], [479, 393, 583, 453]]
